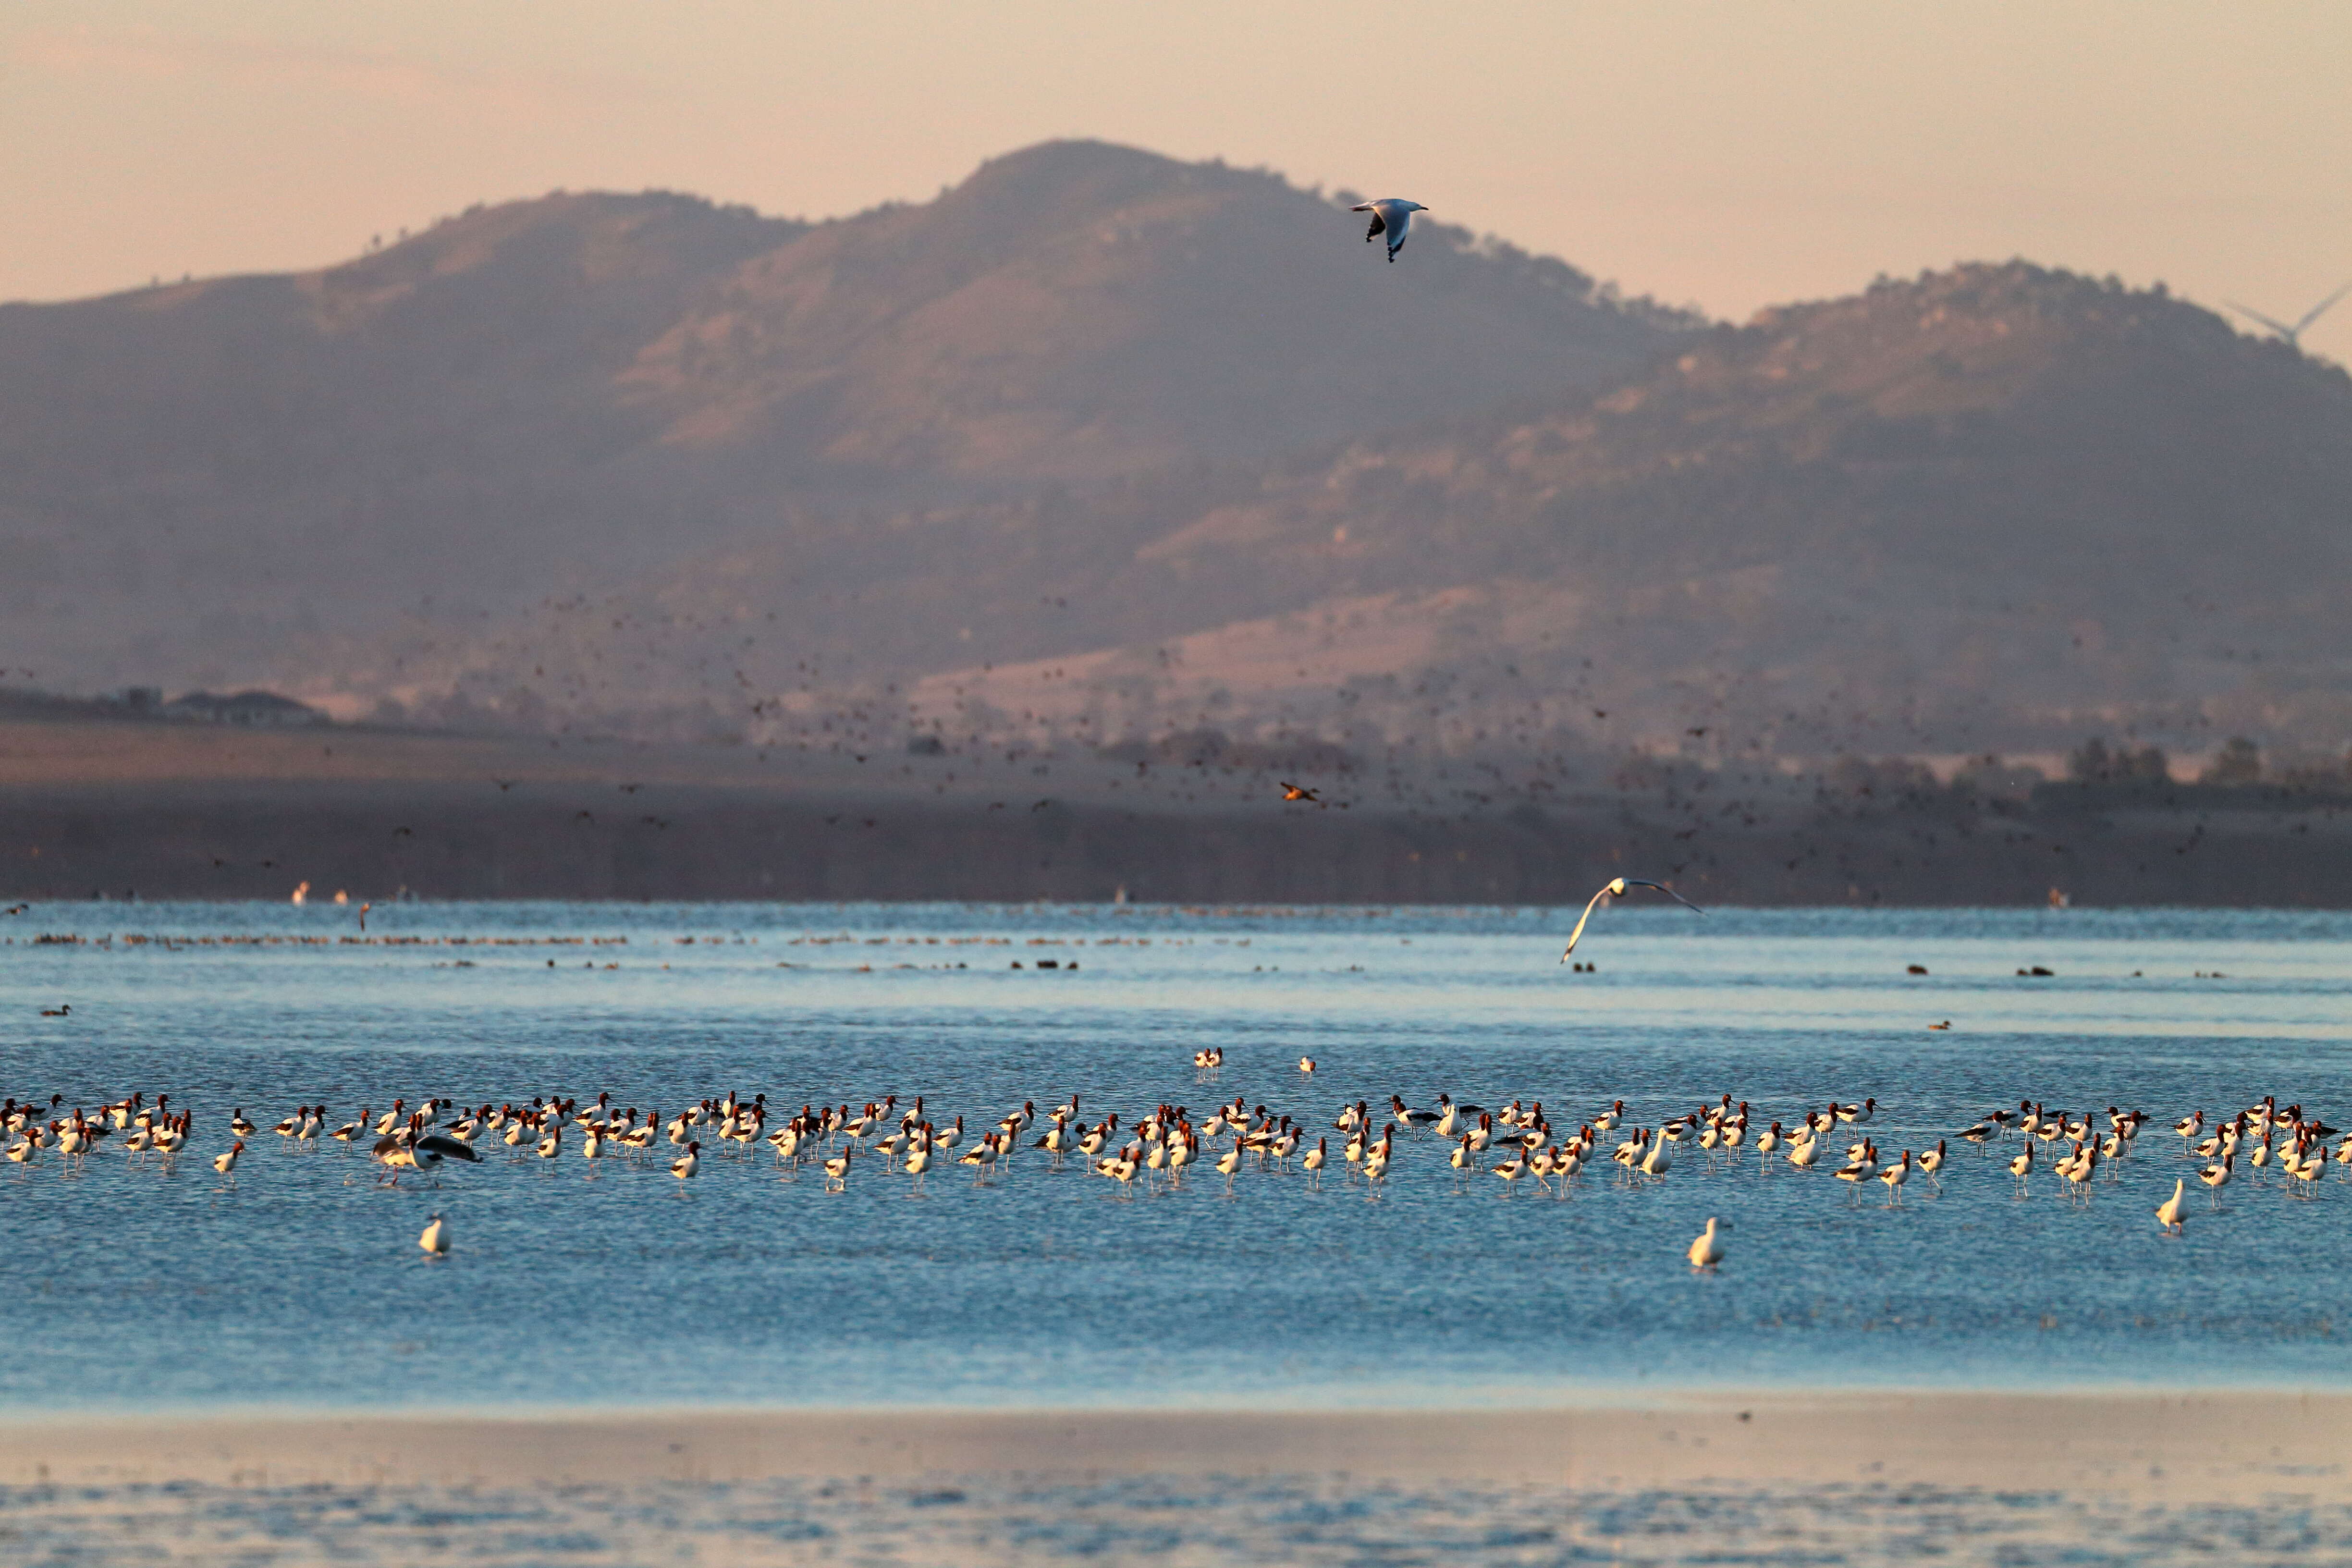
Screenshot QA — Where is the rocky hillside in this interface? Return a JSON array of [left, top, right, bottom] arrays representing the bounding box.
[[0, 140, 1673, 695], [395, 264, 2352, 770], [10, 146, 2350, 777]]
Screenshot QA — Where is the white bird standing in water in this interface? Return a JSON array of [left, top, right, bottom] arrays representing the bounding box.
[[2155, 1177, 2187, 1234], [1688, 1216, 1728, 1270], [419, 1212, 448, 1256], [1560, 878, 1704, 960], [1351, 198, 1428, 262]]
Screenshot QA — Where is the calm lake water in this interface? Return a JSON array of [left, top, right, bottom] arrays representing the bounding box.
[[3, 900, 2349, 1413]]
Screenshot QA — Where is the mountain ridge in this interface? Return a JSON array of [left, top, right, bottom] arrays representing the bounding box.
[[386, 261, 2352, 768], [5, 148, 2350, 778], [0, 139, 1678, 696]]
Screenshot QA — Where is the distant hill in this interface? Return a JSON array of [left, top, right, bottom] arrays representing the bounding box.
[[10, 146, 2351, 777], [396, 262, 2352, 774], [616, 140, 1674, 484], [0, 141, 1674, 695], [930, 260, 2352, 763], [0, 189, 795, 687]]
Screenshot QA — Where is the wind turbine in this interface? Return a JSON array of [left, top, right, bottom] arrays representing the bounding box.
[[2222, 279, 2352, 349]]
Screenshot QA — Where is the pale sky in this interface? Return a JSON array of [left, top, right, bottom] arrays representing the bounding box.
[[4, 1, 2349, 357]]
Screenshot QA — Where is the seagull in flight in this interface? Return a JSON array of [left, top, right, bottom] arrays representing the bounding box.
[[1352, 198, 1428, 263], [1280, 782, 1322, 803], [1559, 877, 1704, 960]]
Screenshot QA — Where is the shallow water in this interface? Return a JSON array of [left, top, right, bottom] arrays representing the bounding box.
[[3, 901, 2350, 1413]]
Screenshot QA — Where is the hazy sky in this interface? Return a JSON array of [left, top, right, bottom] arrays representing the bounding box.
[[6, 1, 2349, 356]]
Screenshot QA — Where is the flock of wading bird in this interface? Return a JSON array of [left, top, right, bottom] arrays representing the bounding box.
[[5, 1078, 2344, 1266], [10, 879, 2340, 1263]]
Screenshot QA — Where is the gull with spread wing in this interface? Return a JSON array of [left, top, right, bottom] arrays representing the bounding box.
[[1352, 198, 1428, 263], [1559, 877, 1703, 961]]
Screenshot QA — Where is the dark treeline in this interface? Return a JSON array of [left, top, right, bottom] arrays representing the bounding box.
[[1, 782, 2345, 907]]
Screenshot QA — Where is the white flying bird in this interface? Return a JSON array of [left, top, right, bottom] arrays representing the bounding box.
[[1559, 877, 1704, 960], [2222, 280, 2352, 349], [1352, 198, 1428, 263]]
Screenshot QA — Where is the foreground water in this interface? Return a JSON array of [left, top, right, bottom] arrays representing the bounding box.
[[2, 901, 2349, 1413]]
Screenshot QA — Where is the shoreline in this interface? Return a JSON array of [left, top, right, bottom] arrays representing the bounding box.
[[5, 1390, 2346, 1500], [9, 729, 2352, 906]]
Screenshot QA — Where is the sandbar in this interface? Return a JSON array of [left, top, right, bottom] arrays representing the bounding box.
[[3, 1389, 2341, 1501]]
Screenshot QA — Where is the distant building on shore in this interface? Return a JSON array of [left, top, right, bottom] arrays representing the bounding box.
[[159, 689, 327, 727]]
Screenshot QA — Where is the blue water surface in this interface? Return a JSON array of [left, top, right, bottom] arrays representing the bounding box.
[[1, 899, 2347, 1412]]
